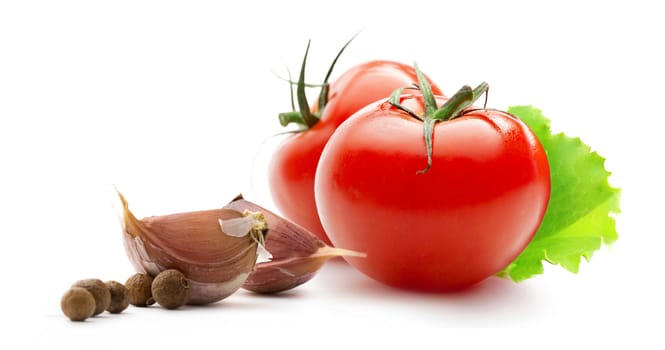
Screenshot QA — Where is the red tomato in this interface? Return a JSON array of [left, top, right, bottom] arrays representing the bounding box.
[[269, 61, 443, 245], [315, 94, 551, 291]]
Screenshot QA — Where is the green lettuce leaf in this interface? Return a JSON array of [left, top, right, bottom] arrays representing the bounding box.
[[498, 105, 621, 282]]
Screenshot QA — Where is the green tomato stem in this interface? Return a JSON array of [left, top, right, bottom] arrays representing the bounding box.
[[473, 82, 490, 110], [431, 82, 488, 121], [276, 35, 358, 130], [296, 40, 319, 129], [317, 32, 359, 112], [404, 65, 490, 174], [414, 62, 439, 116], [389, 87, 421, 119], [417, 118, 437, 174], [278, 111, 307, 128]]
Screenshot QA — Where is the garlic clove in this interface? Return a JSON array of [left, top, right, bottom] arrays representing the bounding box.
[[224, 195, 365, 294], [117, 191, 267, 305]]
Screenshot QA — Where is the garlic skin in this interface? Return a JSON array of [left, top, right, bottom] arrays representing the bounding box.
[[118, 192, 267, 305], [225, 195, 365, 294]]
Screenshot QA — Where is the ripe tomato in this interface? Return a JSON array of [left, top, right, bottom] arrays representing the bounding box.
[[314, 92, 551, 291], [269, 60, 443, 245]]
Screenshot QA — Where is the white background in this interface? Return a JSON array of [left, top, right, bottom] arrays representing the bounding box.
[[1, 0, 663, 347]]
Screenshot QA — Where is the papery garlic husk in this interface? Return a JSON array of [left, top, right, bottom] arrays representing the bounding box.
[[117, 191, 267, 305], [225, 195, 365, 294]]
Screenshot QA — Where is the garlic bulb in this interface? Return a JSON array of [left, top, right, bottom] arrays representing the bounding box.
[[225, 195, 365, 294], [117, 191, 268, 305]]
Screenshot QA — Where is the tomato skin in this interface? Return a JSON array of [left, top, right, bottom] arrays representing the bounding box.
[[314, 95, 551, 291], [269, 61, 443, 245], [269, 121, 335, 243]]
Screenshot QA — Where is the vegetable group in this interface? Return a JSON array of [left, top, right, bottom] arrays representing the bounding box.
[[315, 78, 551, 290], [80, 37, 620, 317]]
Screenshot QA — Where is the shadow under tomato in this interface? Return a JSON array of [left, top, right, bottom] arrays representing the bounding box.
[[316, 261, 544, 326]]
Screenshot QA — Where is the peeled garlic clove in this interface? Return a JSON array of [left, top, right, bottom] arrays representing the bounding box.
[[117, 191, 267, 305], [225, 195, 365, 294]]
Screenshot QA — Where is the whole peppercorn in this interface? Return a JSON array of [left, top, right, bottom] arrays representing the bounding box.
[[61, 287, 96, 321], [72, 279, 111, 316], [105, 280, 130, 313], [125, 273, 154, 307], [151, 269, 190, 309]]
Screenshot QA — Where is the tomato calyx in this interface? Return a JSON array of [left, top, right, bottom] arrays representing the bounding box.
[[389, 64, 489, 173], [277, 35, 358, 130]]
